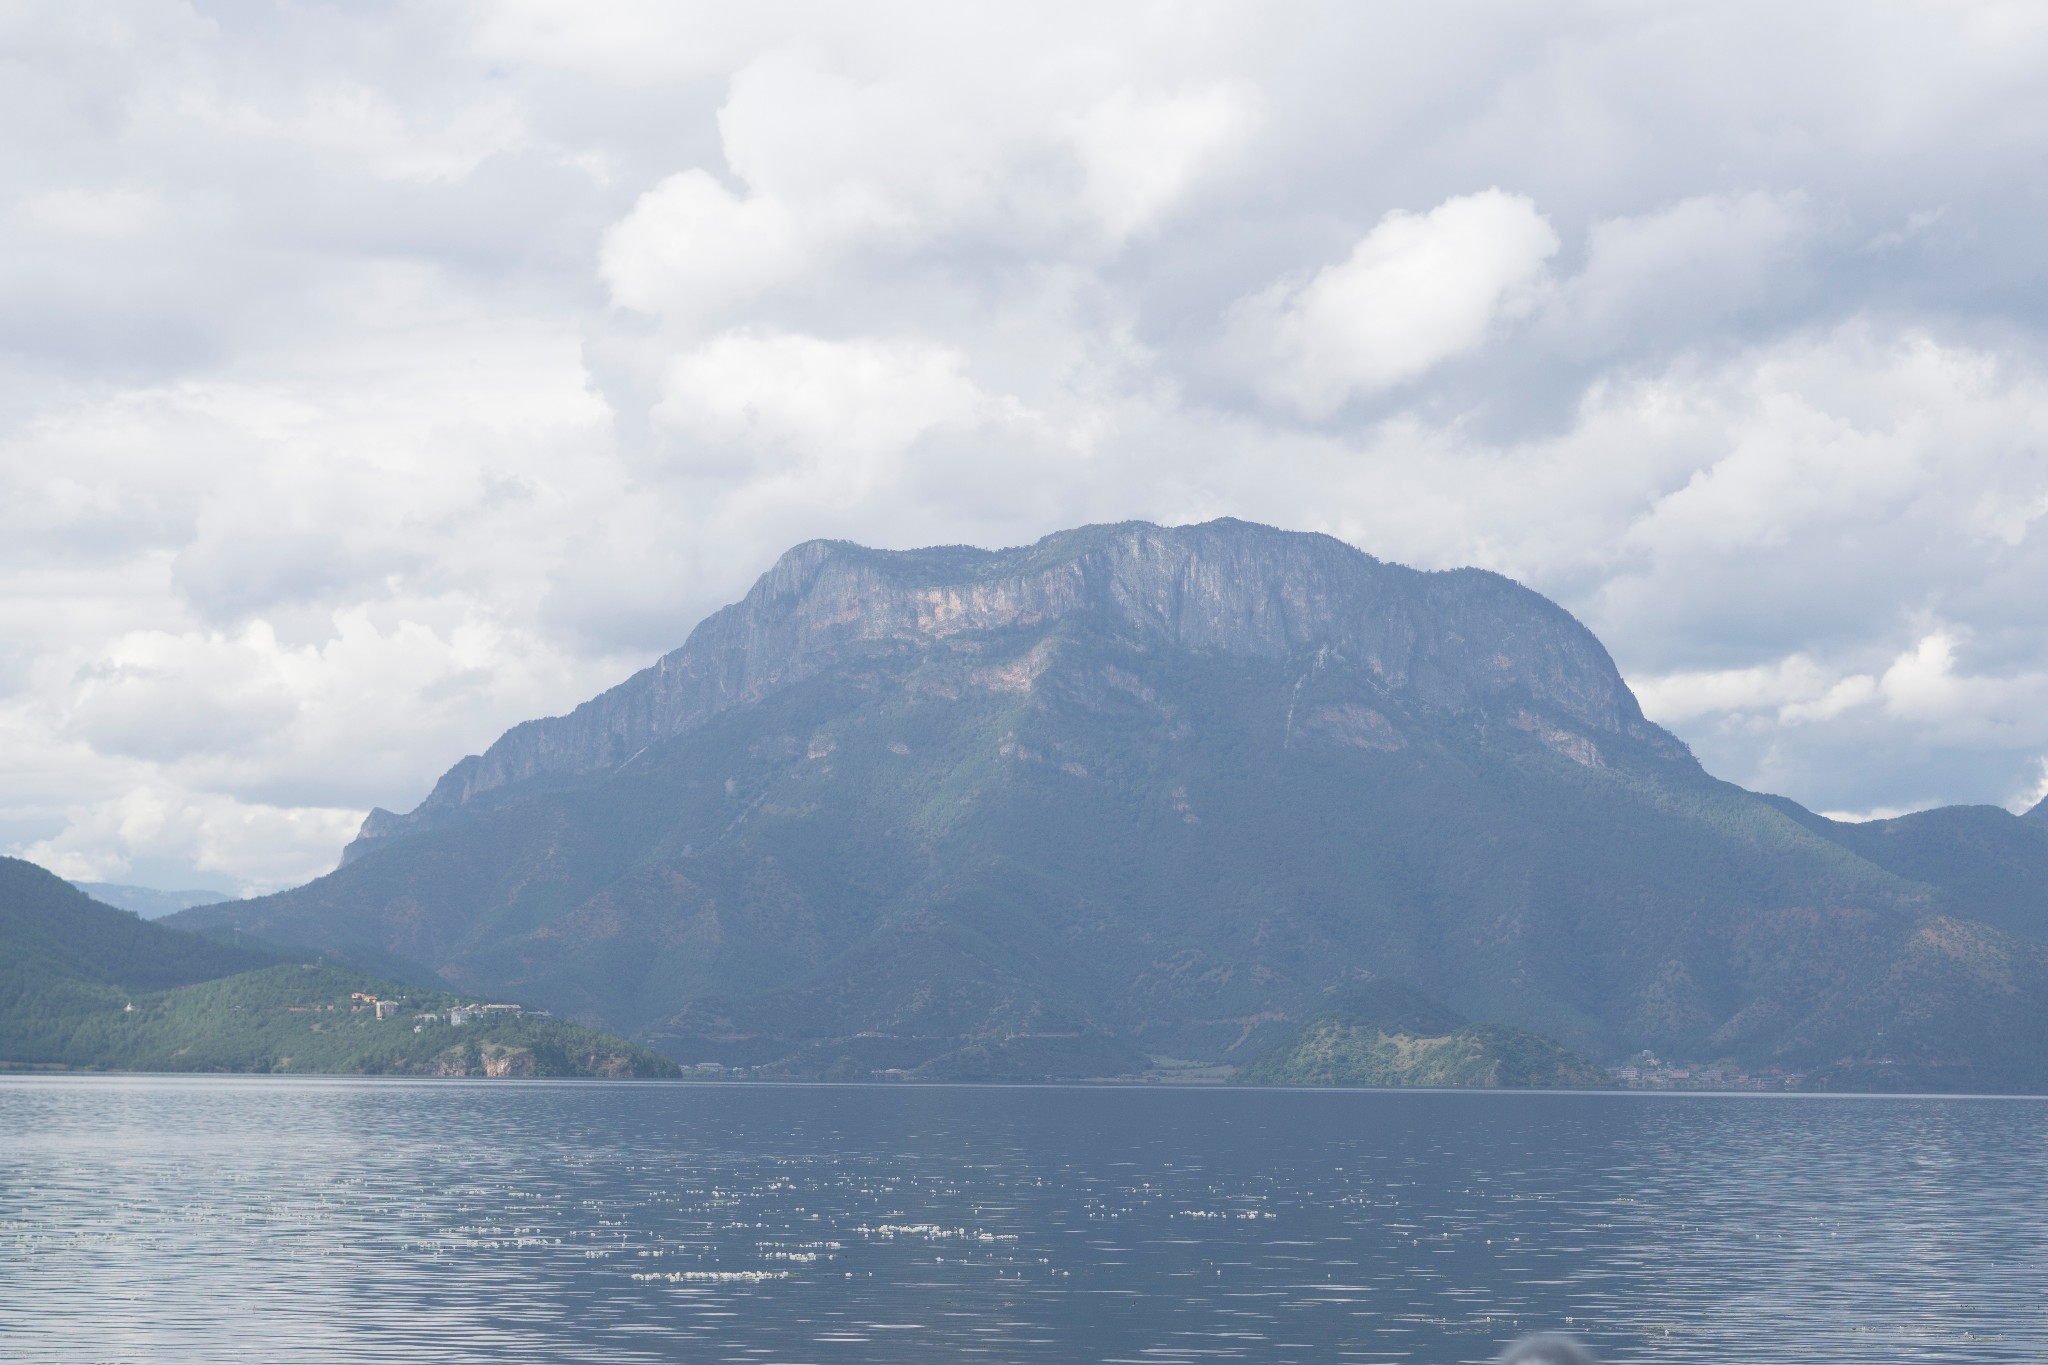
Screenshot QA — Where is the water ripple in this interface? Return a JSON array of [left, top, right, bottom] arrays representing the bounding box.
[[1, 1078, 2044, 1362]]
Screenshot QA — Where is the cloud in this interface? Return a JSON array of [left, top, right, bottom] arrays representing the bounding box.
[[2015, 759, 2048, 815], [176, 82, 528, 185], [1816, 804, 1933, 824], [1627, 613, 2048, 814], [1229, 189, 1560, 415], [600, 170, 802, 321], [52, 610, 594, 800], [25, 187, 165, 237], [463, 2, 779, 84], [1632, 654, 1849, 725], [652, 330, 992, 476], [1631, 632, 1996, 733], [1550, 191, 1813, 355], [597, 47, 1263, 335], [1067, 82, 1262, 243], [7, 3, 2048, 888], [18, 785, 364, 896]]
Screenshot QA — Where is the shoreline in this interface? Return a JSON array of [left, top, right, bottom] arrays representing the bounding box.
[[5, 1069, 2047, 1100]]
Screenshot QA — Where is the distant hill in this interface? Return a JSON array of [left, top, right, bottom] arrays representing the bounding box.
[[68, 882, 236, 920], [10, 959, 678, 1077], [3, 857, 278, 994], [1756, 796, 2048, 944], [166, 519, 2048, 1088], [0, 857, 673, 1077], [1237, 981, 1608, 1088]]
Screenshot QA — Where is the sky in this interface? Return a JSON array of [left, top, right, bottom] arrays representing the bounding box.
[[5, 1, 2048, 894]]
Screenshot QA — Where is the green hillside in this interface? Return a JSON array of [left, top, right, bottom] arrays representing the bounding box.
[[1760, 797, 2048, 944], [5, 961, 677, 1077], [1237, 981, 1609, 1088], [0, 857, 675, 1077], [1, 856, 278, 991]]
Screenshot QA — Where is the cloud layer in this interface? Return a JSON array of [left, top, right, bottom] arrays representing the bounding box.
[[5, 1, 2048, 890]]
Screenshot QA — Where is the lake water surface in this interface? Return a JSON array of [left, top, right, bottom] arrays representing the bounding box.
[[1, 1077, 2043, 1363]]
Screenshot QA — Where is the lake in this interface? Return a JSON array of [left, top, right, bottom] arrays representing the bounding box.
[[1, 1078, 2043, 1362]]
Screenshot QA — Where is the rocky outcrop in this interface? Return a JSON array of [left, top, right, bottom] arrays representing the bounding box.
[[343, 520, 1685, 864]]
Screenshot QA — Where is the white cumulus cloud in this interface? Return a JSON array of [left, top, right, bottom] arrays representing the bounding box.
[[652, 330, 995, 485], [1067, 82, 1262, 243], [1230, 189, 1560, 416], [600, 170, 803, 321]]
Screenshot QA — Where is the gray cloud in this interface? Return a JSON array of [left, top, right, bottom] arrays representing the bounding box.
[[4, 0, 2048, 890]]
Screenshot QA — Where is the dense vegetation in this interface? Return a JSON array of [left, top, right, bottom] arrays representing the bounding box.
[[5, 961, 678, 1077], [1237, 982, 1610, 1088], [0, 858, 676, 1077], [1762, 796, 2048, 942], [1, 856, 278, 991]]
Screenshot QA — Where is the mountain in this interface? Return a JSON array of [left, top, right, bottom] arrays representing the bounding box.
[[0, 857, 672, 1077], [68, 882, 236, 919], [1237, 980, 1609, 1088], [1756, 797, 2048, 944], [336, 518, 1685, 861], [3, 857, 277, 994], [168, 519, 2048, 1088]]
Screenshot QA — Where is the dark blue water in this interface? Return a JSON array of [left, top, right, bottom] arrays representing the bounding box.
[[1, 1078, 2043, 1363]]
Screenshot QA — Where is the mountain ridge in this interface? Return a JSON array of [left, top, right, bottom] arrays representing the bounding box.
[[67, 882, 237, 920], [343, 519, 1686, 865], [170, 519, 2048, 1087]]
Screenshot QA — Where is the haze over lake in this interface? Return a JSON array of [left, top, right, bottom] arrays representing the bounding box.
[[4, 1077, 2043, 1363]]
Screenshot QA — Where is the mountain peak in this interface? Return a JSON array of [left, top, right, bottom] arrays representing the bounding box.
[[342, 519, 1682, 863]]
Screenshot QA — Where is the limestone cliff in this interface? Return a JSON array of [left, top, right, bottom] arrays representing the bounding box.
[[343, 518, 1685, 863]]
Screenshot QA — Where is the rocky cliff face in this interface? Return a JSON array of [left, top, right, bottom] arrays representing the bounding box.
[[344, 519, 1684, 863]]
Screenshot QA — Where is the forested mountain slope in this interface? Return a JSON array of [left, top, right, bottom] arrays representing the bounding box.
[[169, 520, 2048, 1087], [0, 857, 670, 1077], [1759, 796, 2048, 944]]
